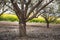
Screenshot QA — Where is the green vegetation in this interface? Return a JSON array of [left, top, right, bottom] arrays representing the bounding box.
[[0, 14, 60, 24], [55, 18, 60, 24], [29, 16, 45, 23], [0, 14, 19, 22]]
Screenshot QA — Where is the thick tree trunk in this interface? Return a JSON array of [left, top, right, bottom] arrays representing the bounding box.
[[19, 20, 26, 37]]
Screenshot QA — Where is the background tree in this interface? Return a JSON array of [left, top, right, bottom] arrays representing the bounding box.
[[0, 0, 53, 37], [41, 9, 57, 28], [36, 1, 58, 28]]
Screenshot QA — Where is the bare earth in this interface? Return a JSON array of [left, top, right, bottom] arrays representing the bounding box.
[[0, 21, 60, 40]]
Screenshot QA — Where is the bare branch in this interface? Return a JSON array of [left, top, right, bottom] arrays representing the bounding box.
[[26, 0, 44, 18], [36, 0, 54, 14], [0, 9, 8, 16], [24, 0, 31, 19], [20, 0, 24, 10], [36, 13, 42, 18], [26, 0, 53, 21], [10, 0, 22, 19], [6, 5, 14, 11]]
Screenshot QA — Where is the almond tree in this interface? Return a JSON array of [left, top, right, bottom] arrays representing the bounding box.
[[37, 2, 58, 28], [42, 1, 58, 28], [0, 0, 53, 37], [41, 10, 57, 28]]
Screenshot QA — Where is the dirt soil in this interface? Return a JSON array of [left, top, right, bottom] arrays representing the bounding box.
[[0, 21, 60, 40]]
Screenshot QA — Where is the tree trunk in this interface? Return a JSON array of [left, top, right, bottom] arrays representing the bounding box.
[[44, 17, 49, 28], [47, 22, 49, 28], [19, 20, 26, 37]]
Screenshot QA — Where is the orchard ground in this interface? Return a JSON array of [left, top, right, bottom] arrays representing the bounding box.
[[0, 21, 60, 40]]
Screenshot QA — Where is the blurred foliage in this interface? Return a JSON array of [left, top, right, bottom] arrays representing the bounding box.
[[0, 14, 19, 22], [29, 16, 45, 23], [55, 18, 60, 24], [0, 14, 60, 24]]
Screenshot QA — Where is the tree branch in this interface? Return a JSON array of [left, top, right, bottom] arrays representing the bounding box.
[[26, 0, 53, 21], [24, 0, 31, 19], [6, 5, 14, 11], [37, 0, 53, 14], [26, 0, 44, 18], [10, 0, 22, 19], [0, 9, 8, 16]]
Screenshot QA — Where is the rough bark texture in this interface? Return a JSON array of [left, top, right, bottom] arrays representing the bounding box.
[[19, 20, 26, 37]]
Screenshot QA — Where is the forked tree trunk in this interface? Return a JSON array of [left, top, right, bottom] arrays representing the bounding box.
[[19, 20, 26, 37]]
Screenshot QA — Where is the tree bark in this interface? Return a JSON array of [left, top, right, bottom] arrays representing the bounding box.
[[44, 17, 49, 28], [47, 22, 49, 28], [19, 20, 26, 37], [43, 17, 50, 28]]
